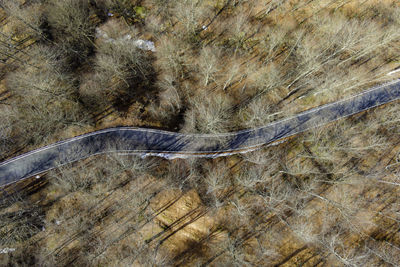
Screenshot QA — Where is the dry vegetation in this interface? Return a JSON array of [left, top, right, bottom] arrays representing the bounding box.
[[1, 0, 400, 266]]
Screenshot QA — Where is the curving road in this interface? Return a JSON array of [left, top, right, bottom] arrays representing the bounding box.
[[1, 79, 400, 187]]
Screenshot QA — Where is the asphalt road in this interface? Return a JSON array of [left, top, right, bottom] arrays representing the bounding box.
[[1, 79, 400, 187]]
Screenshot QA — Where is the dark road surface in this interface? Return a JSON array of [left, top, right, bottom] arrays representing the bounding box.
[[1, 79, 400, 187]]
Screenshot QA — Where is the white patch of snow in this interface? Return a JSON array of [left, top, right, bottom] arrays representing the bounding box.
[[313, 91, 322, 96], [0, 248, 15, 254], [267, 139, 287, 146], [95, 28, 109, 39], [35, 175, 40, 179], [134, 146, 263, 160], [387, 68, 400, 76], [95, 28, 156, 52], [133, 39, 156, 52], [122, 34, 132, 41]]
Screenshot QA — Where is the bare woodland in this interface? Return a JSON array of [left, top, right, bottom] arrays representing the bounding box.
[[0, 0, 400, 266]]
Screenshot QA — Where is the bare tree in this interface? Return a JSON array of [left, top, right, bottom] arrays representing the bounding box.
[[202, 162, 231, 208], [93, 28, 152, 102], [182, 93, 233, 133], [100, 0, 142, 19], [319, 232, 372, 266], [173, 0, 211, 40], [260, 26, 287, 64], [50, 163, 94, 193], [219, 61, 241, 91], [155, 36, 188, 79], [224, 12, 252, 54], [148, 74, 182, 121], [217, 235, 251, 266], [5, 45, 88, 147], [238, 97, 273, 128], [197, 46, 221, 86], [158, 75, 182, 112], [0, 195, 44, 246], [234, 166, 266, 191], [248, 63, 283, 99], [0, 105, 12, 154], [7, 65, 76, 101], [0, 0, 44, 38], [46, 0, 95, 61]]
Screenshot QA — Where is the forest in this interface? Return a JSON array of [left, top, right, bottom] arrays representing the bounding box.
[[0, 0, 400, 266]]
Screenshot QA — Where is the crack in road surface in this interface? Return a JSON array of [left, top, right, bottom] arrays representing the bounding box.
[[1, 79, 400, 187]]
